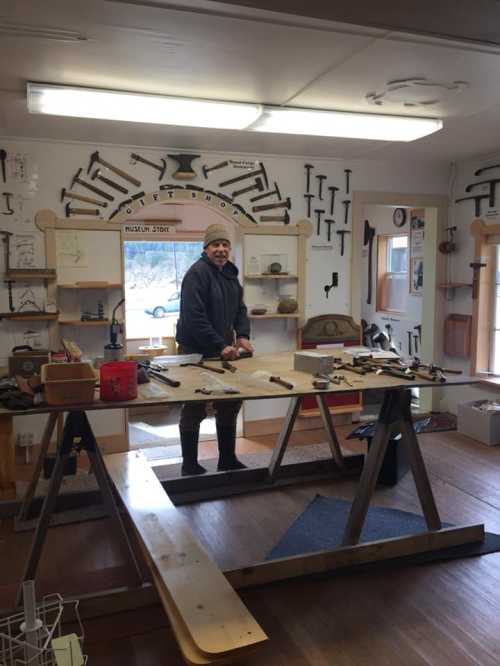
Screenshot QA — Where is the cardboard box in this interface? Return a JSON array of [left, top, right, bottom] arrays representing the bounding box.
[[294, 351, 335, 375], [457, 400, 500, 446], [9, 350, 49, 377], [41, 362, 96, 405]]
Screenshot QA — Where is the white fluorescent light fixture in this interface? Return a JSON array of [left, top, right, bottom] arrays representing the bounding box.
[[27, 83, 262, 130], [27, 83, 443, 141], [251, 107, 442, 142]]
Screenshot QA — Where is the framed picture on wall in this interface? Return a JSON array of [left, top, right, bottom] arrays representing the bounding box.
[[410, 257, 424, 295], [409, 209, 425, 295]]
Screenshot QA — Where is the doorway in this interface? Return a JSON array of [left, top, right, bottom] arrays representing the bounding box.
[[352, 191, 447, 413]]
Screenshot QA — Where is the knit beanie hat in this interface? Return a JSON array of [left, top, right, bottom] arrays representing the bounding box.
[[203, 224, 231, 248]]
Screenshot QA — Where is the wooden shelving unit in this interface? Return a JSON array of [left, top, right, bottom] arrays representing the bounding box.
[[59, 319, 111, 326], [58, 283, 123, 289], [0, 312, 59, 321], [5, 268, 56, 280]]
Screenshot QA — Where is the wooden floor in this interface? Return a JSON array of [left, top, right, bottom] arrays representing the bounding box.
[[2, 426, 500, 665]]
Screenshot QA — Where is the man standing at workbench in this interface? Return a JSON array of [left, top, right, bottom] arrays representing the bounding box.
[[176, 223, 253, 475]]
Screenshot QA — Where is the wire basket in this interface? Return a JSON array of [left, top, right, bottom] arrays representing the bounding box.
[[0, 582, 87, 666]]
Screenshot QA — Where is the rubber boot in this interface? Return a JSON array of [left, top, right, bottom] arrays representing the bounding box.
[[180, 429, 206, 476], [216, 422, 247, 471]]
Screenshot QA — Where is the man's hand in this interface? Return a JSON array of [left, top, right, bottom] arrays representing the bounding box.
[[236, 337, 254, 354], [221, 345, 239, 360]]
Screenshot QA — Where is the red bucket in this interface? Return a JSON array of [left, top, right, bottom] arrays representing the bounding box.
[[100, 361, 138, 401]]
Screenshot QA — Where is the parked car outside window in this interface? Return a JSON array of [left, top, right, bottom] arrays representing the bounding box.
[[145, 291, 180, 318]]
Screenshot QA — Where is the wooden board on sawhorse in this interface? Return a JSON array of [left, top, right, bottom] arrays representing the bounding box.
[[105, 450, 268, 663]]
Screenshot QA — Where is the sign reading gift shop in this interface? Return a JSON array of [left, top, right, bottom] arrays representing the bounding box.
[[111, 187, 257, 229]]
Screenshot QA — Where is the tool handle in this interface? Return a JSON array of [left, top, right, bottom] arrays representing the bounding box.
[[199, 363, 225, 374], [270, 376, 294, 390], [148, 369, 180, 387], [414, 370, 445, 383]]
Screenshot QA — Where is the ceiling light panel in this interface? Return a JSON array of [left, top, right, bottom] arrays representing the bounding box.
[[27, 83, 443, 141], [252, 107, 443, 141], [27, 83, 262, 130]]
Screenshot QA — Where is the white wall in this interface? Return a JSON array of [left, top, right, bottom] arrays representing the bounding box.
[[0, 136, 451, 428], [437, 156, 500, 413], [361, 204, 422, 356]]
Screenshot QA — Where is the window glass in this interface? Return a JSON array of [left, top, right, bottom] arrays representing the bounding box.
[[124, 240, 203, 339], [387, 235, 408, 273]]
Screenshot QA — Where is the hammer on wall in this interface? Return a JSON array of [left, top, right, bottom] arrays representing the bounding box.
[[337, 229, 350, 256], [202, 160, 229, 179], [219, 162, 269, 190], [364, 220, 375, 305], [65, 202, 100, 217], [250, 181, 281, 203], [259, 210, 290, 224], [252, 197, 291, 213], [465, 179, 500, 209], [71, 168, 115, 201], [455, 194, 490, 217], [60, 187, 108, 207], [87, 151, 141, 187], [130, 153, 167, 180]]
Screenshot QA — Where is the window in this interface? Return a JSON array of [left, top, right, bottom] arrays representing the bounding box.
[[490, 245, 500, 374], [387, 236, 408, 273], [124, 240, 203, 339], [377, 234, 409, 313]]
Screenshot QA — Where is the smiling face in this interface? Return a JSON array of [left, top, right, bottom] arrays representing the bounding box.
[[205, 239, 231, 268]]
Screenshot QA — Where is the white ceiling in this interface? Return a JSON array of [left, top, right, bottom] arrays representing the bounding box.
[[2, 0, 500, 163]]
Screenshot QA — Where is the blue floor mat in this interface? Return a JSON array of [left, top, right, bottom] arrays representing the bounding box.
[[267, 495, 500, 564]]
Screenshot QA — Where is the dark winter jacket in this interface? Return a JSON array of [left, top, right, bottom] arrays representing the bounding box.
[[176, 253, 250, 357]]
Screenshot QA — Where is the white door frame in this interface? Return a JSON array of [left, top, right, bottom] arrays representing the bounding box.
[[351, 191, 448, 412]]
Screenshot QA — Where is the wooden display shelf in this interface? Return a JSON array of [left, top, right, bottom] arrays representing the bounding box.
[[5, 269, 56, 280], [248, 313, 301, 319], [57, 282, 123, 289], [245, 274, 298, 279], [59, 319, 110, 326], [0, 312, 59, 321]]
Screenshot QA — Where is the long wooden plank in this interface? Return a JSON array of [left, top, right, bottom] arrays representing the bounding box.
[[224, 524, 485, 589], [105, 451, 267, 658]]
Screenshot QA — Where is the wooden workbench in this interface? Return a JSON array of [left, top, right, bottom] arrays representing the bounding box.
[[1, 353, 482, 664]]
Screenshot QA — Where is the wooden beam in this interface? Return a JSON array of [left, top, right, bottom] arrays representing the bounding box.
[[224, 524, 485, 589]]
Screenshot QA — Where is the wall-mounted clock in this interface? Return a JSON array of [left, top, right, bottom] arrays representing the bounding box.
[[393, 207, 407, 227]]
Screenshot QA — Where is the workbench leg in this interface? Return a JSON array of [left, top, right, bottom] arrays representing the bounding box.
[[80, 413, 143, 585], [18, 430, 70, 604], [18, 413, 58, 522], [18, 411, 143, 605], [315, 393, 345, 469], [268, 397, 302, 481], [398, 393, 441, 530], [0, 414, 14, 498], [341, 390, 401, 546]]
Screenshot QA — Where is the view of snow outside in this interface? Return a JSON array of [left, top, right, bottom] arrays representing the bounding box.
[[124, 240, 203, 340]]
